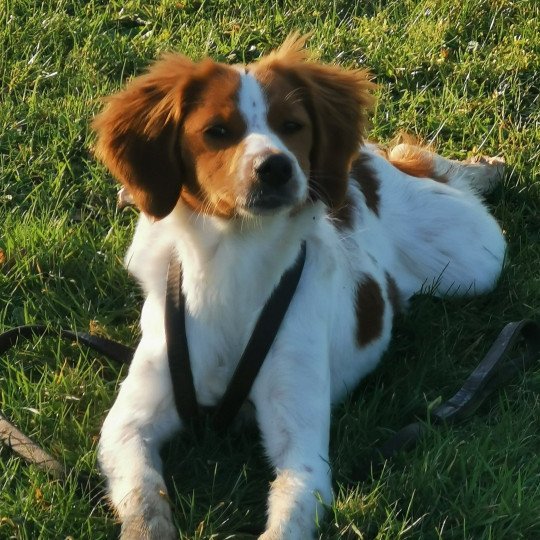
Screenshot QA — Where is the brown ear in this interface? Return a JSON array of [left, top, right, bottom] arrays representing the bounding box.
[[257, 35, 376, 208], [93, 55, 195, 218], [301, 63, 375, 208]]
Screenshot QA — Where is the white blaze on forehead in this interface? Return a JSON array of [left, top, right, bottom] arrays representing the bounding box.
[[236, 70, 287, 154], [236, 69, 270, 133]]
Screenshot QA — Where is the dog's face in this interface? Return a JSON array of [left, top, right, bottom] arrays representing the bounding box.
[[93, 35, 375, 219], [176, 63, 314, 218]]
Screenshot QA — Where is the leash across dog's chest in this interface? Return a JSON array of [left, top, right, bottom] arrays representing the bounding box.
[[165, 241, 307, 431]]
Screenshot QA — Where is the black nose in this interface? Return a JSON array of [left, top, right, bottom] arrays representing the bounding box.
[[255, 154, 293, 186]]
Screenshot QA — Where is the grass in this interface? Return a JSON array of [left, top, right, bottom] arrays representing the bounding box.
[[1, 0, 539, 538]]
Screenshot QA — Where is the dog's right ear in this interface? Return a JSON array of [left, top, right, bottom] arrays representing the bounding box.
[[93, 55, 195, 218]]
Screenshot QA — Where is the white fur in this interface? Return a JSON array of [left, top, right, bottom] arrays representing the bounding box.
[[99, 80, 506, 539]]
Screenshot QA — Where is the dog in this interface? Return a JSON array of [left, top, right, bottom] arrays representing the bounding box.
[[92, 35, 506, 539]]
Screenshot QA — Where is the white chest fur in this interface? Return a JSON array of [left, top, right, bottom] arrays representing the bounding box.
[[127, 201, 348, 406]]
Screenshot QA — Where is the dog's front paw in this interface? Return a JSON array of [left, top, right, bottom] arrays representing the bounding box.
[[120, 513, 177, 540], [258, 524, 313, 540], [117, 484, 176, 540]]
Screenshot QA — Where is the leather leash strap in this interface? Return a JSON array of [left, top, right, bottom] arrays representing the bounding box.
[[0, 325, 134, 365], [350, 319, 540, 480], [165, 241, 308, 431]]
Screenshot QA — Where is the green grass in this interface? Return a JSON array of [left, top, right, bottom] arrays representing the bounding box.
[[1, 0, 539, 538]]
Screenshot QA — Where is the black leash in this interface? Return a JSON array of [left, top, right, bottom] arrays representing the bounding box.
[[349, 319, 540, 480], [0, 325, 134, 365], [165, 241, 308, 430]]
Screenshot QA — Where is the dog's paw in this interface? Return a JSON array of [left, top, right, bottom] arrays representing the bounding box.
[[258, 524, 313, 540], [463, 154, 506, 193], [120, 513, 177, 540], [117, 482, 176, 540]]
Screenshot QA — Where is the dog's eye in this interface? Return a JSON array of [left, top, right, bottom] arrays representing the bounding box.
[[205, 125, 229, 139], [281, 121, 304, 134]]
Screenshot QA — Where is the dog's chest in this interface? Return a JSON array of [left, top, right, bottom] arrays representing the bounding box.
[[180, 271, 272, 407], [173, 232, 310, 407], [186, 308, 257, 406]]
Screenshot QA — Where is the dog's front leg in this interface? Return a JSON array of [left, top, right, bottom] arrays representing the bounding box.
[[99, 341, 181, 540], [253, 349, 333, 540]]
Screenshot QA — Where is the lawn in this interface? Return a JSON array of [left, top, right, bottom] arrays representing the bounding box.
[[1, 0, 539, 538]]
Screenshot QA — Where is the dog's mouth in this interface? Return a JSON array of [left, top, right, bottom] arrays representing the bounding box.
[[235, 152, 308, 217], [239, 185, 306, 217], [245, 188, 296, 212]]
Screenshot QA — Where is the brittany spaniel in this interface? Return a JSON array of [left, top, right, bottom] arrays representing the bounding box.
[[93, 35, 506, 539]]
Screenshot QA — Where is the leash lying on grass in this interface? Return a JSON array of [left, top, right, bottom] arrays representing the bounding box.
[[350, 319, 540, 480], [0, 319, 539, 505]]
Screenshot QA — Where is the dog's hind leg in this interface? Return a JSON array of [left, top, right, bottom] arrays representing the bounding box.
[[364, 147, 507, 299]]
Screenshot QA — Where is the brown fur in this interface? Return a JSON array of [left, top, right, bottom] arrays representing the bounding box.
[[178, 66, 246, 219], [385, 134, 448, 183], [355, 275, 385, 346], [93, 35, 377, 219], [350, 153, 380, 215], [389, 146, 440, 180], [93, 56, 246, 219], [93, 55, 196, 218]]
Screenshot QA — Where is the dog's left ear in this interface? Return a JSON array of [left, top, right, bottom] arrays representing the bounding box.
[[258, 35, 376, 209]]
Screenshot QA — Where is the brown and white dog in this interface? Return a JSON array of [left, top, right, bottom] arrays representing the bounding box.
[[93, 35, 506, 539]]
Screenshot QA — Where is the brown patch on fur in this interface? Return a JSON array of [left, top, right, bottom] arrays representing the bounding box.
[[355, 275, 385, 347], [178, 66, 247, 219], [252, 34, 376, 211], [389, 147, 437, 179], [386, 135, 448, 183], [93, 56, 245, 219], [351, 153, 380, 215], [93, 55, 195, 218], [385, 272, 401, 318]]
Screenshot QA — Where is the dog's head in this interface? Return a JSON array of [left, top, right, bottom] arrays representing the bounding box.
[[93, 35, 375, 219]]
